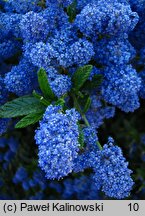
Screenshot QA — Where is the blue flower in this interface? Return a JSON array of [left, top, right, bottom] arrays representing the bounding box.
[[4, 58, 38, 96], [94, 38, 136, 66], [28, 42, 59, 69], [49, 74, 72, 98], [58, 38, 95, 67], [75, 1, 138, 38], [92, 139, 134, 199], [42, 4, 69, 31], [4, 0, 41, 14], [0, 13, 22, 40], [35, 105, 80, 179], [20, 11, 50, 43], [101, 65, 141, 112]]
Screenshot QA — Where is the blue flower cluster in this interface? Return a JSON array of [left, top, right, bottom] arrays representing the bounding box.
[[1, 0, 142, 112], [56, 133, 134, 199], [74, 0, 141, 113], [58, 39, 95, 68], [49, 75, 72, 98], [101, 65, 141, 112], [4, 58, 38, 96], [4, 0, 41, 14], [94, 38, 136, 66], [35, 105, 80, 180], [75, 0, 138, 38], [91, 138, 134, 199], [0, 13, 22, 40], [28, 42, 59, 69], [20, 11, 51, 43]]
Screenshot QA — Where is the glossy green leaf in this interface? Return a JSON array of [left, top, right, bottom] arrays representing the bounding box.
[[38, 68, 56, 100], [15, 112, 44, 128], [72, 65, 93, 91], [0, 96, 45, 118]]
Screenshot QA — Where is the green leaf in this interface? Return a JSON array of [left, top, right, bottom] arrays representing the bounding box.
[[78, 125, 85, 148], [83, 74, 103, 90], [38, 68, 56, 100], [83, 96, 91, 114], [55, 98, 65, 107], [32, 90, 42, 100], [15, 112, 44, 128], [37, 0, 46, 8], [67, 0, 77, 22], [72, 65, 93, 91], [71, 93, 82, 114], [76, 91, 84, 98], [32, 90, 50, 106], [0, 96, 45, 118]]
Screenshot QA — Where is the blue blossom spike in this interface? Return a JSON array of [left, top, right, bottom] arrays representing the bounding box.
[[92, 139, 134, 199], [101, 65, 141, 112], [35, 105, 80, 180]]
